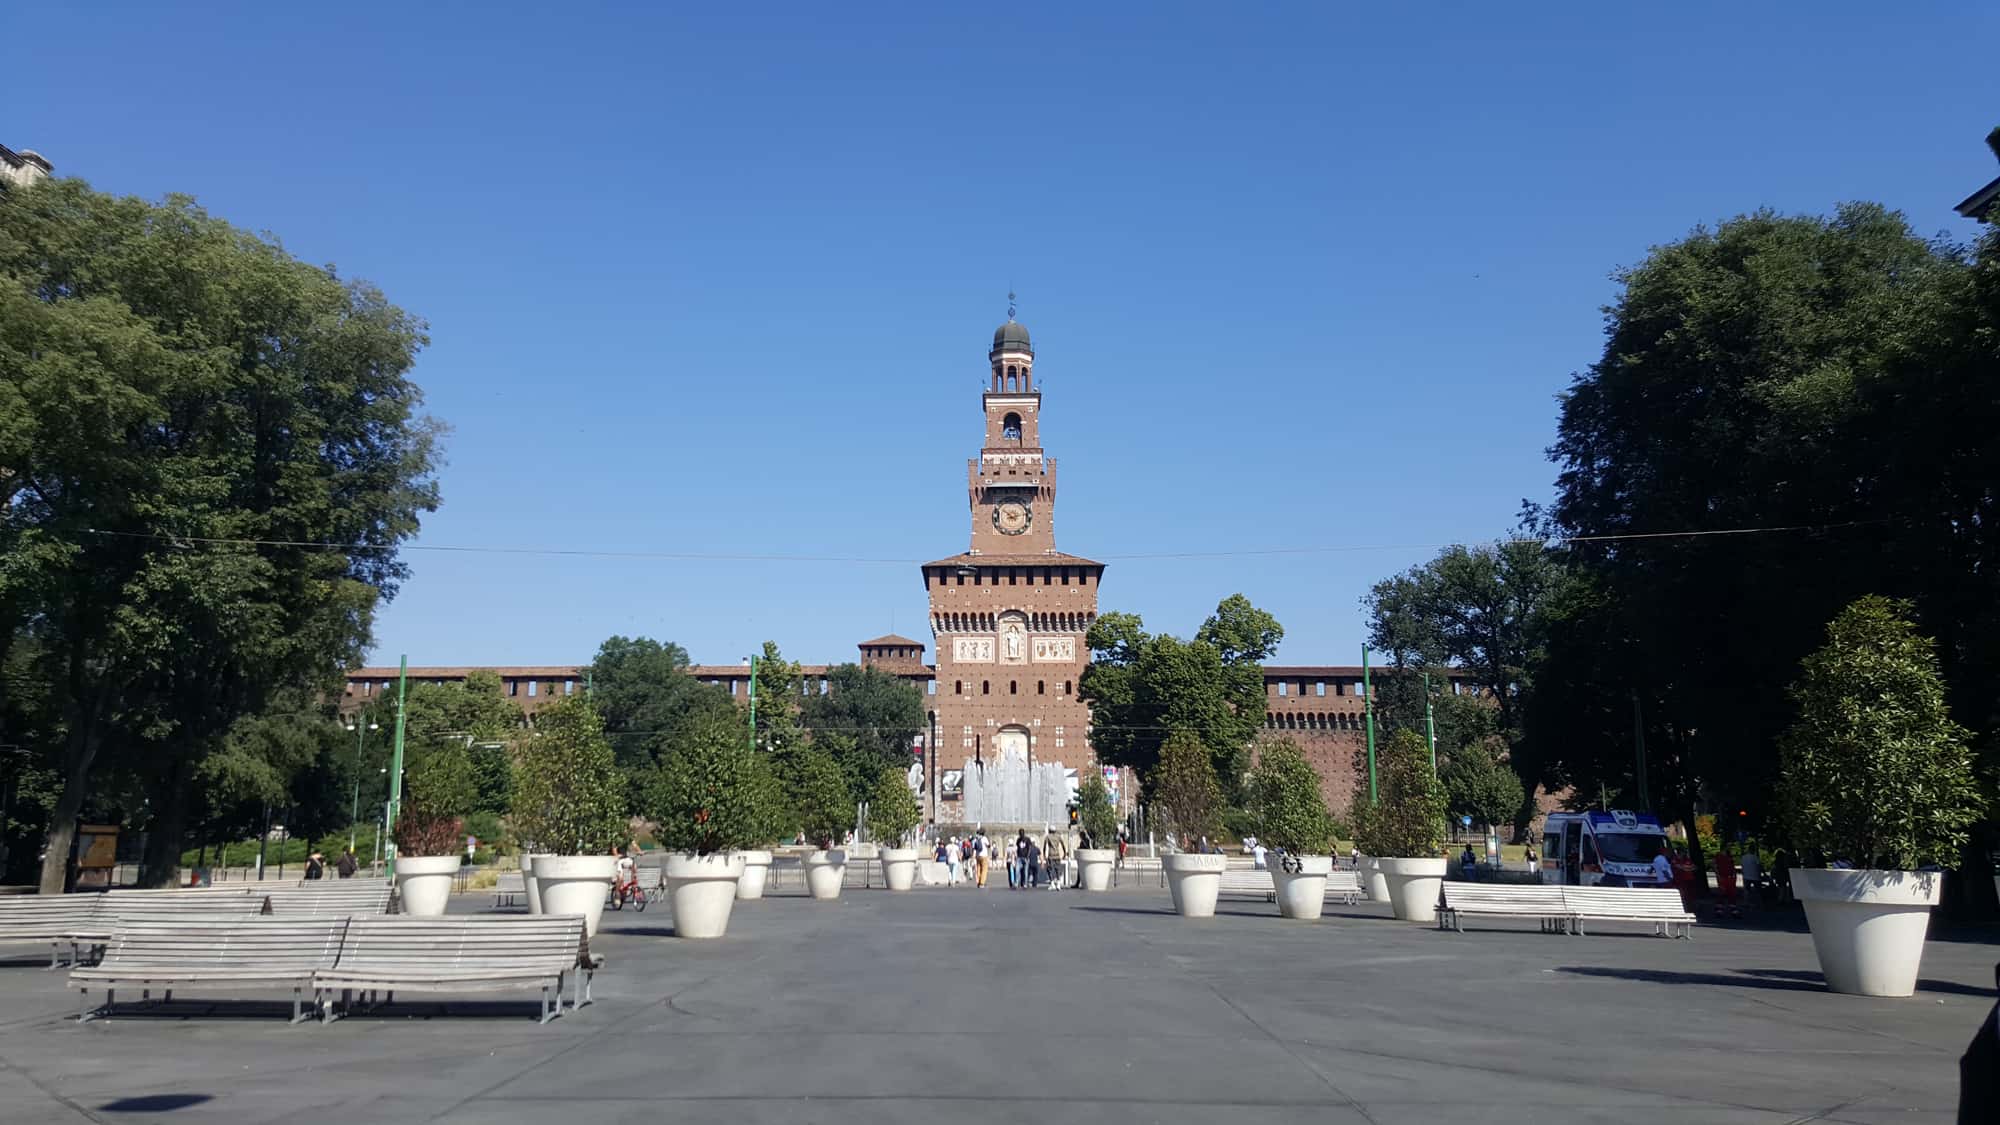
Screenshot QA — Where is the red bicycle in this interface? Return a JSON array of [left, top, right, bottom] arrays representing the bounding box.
[[609, 866, 648, 911]]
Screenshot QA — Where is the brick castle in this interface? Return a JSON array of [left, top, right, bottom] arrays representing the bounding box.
[[344, 315, 1458, 823]]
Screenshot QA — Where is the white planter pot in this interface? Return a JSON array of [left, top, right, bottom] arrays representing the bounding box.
[[522, 853, 552, 915], [1077, 849, 1115, 892], [1271, 854, 1333, 920], [735, 850, 774, 901], [1378, 857, 1448, 922], [1793, 867, 1943, 997], [665, 853, 747, 939], [535, 854, 618, 937], [803, 850, 848, 901], [879, 848, 918, 892], [1363, 858, 1390, 903], [1164, 853, 1228, 918], [393, 854, 460, 917]]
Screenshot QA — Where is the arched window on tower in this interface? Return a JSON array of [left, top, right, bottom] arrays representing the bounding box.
[[1002, 412, 1022, 443]]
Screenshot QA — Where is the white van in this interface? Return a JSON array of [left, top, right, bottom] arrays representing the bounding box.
[[1541, 810, 1672, 887]]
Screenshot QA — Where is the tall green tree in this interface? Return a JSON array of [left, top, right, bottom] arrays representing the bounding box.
[[1353, 730, 1449, 858], [801, 662, 924, 798], [1541, 204, 2000, 879], [0, 179, 440, 890], [584, 636, 735, 770], [1440, 738, 1525, 835], [1364, 538, 1565, 835], [1080, 595, 1282, 789]]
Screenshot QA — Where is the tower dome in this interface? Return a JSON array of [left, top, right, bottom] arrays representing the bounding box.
[[990, 319, 1032, 357]]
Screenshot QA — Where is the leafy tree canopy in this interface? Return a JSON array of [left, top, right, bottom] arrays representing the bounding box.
[[1354, 730, 1448, 858], [510, 696, 625, 854], [1080, 595, 1282, 788], [865, 764, 922, 846], [1247, 737, 1340, 855], [644, 709, 767, 856], [0, 179, 439, 889], [585, 636, 735, 771], [801, 662, 924, 794], [1152, 730, 1223, 844]]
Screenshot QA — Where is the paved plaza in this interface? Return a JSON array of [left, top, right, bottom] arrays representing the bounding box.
[[0, 880, 1991, 1124]]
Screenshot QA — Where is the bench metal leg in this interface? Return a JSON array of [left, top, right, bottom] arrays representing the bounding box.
[[538, 985, 555, 1024]]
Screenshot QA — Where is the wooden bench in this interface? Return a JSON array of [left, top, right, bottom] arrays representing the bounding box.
[[1563, 886, 1696, 938], [1323, 871, 1363, 905], [70, 916, 347, 1023], [1437, 884, 1571, 933], [0, 896, 111, 968], [65, 891, 274, 961], [1218, 870, 1275, 899], [314, 914, 595, 1024], [263, 885, 395, 917]]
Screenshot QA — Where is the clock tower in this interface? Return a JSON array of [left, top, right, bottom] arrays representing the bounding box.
[[922, 311, 1105, 826]]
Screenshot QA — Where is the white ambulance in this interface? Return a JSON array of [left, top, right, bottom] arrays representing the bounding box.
[[1540, 810, 1672, 887]]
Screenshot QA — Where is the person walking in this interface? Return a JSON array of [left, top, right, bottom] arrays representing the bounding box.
[[304, 850, 326, 880], [1523, 843, 1537, 875], [1459, 844, 1477, 881], [945, 836, 963, 886], [1013, 832, 1032, 890], [973, 831, 990, 888], [336, 848, 358, 879], [1042, 828, 1068, 890], [1025, 836, 1042, 888]]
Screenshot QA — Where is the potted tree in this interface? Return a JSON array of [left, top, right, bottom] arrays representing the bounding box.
[[735, 752, 790, 901], [1353, 730, 1449, 922], [1154, 732, 1227, 918], [1073, 770, 1119, 892], [791, 747, 853, 901], [646, 713, 761, 938], [511, 696, 626, 937], [1247, 737, 1341, 920], [1777, 597, 1985, 997], [391, 745, 474, 916], [867, 765, 923, 891]]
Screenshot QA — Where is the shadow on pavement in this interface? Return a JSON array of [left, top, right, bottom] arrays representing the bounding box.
[[1559, 964, 1996, 997], [1740, 966, 1996, 997], [99, 1094, 213, 1112]]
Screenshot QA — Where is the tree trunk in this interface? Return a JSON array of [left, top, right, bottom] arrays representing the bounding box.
[[138, 761, 190, 888], [37, 679, 110, 895]]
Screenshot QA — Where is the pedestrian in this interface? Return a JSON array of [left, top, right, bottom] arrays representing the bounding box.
[[1651, 841, 1675, 887], [1026, 837, 1042, 888], [973, 831, 989, 888], [1349, 844, 1360, 870], [1523, 843, 1537, 875], [1250, 840, 1269, 870], [945, 836, 963, 885], [1459, 844, 1477, 881], [1042, 828, 1067, 890], [304, 850, 325, 880], [336, 847, 358, 879], [1013, 831, 1032, 889]]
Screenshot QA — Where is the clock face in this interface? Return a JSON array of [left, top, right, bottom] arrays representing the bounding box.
[[993, 500, 1032, 535]]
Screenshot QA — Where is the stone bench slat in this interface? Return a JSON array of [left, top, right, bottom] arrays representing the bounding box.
[[263, 888, 395, 916]]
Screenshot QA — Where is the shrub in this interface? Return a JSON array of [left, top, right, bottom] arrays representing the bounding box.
[[1247, 737, 1339, 855], [510, 696, 625, 854], [865, 765, 922, 846], [745, 752, 794, 848], [395, 745, 476, 856], [789, 747, 853, 849], [646, 712, 766, 856], [1353, 730, 1448, 857], [1152, 730, 1222, 843], [1074, 770, 1119, 848], [1777, 596, 1985, 870]]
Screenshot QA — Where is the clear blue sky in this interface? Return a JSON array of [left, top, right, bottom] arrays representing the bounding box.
[[13, 4, 1998, 670]]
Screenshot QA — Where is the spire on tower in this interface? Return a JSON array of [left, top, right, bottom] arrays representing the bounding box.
[[1007, 289, 1016, 322]]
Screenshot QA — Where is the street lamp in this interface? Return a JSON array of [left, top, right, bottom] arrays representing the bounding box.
[[342, 718, 381, 853]]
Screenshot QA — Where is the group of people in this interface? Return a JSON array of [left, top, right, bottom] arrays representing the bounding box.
[[933, 827, 1074, 889], [301, 848, 361, 880]]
